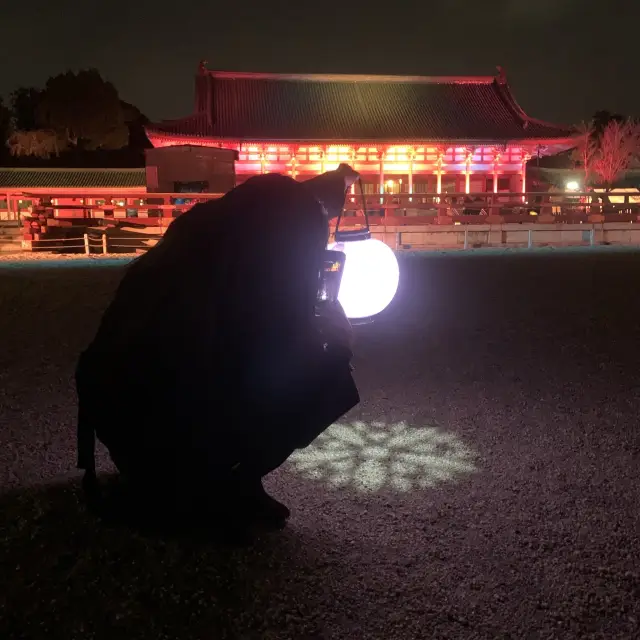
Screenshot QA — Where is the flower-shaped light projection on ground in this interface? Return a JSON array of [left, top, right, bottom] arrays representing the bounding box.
[[288, 421, 477, 492]]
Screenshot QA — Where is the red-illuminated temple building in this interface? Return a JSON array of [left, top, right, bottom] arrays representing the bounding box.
[[145, 63, 575, 197]]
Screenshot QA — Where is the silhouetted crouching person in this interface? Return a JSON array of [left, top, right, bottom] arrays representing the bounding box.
[[76, 170, 359, 539]]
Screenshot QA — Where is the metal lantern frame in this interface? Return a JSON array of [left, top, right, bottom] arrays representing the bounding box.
[[333, 177, 372, 244], [331, 178, 382, 325]]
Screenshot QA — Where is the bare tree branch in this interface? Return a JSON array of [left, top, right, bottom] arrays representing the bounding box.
[[6, 129, 66, 159], [591, 119, 640, 189], [571, 120, 597, 187]]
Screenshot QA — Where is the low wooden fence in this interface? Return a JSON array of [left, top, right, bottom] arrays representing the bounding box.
[[9, 188, 640, 253], [7, 189, 640, 225], [26, 221, 640, 255]]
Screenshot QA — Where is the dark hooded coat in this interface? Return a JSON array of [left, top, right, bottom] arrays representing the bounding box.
[[76, 174, 359, 495]]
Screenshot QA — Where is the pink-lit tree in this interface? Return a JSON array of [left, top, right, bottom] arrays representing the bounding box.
[[571, 120, 597, 187], [590, 119, 640, 190]]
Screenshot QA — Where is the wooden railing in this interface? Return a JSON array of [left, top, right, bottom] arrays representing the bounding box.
[[7, 191, 640, 231]]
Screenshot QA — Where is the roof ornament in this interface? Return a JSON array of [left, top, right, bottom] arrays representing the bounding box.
[[495, 66, 507, 84], [198, 60, 209, 75]]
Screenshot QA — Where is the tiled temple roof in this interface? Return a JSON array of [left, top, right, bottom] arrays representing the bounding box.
[[146, 69, 575, 146], [0, 168, 147, 189]]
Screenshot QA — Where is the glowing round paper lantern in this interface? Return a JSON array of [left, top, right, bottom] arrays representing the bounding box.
[[329, 232, 400, 321]]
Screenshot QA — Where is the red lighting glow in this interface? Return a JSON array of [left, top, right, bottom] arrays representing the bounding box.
[[145, 134, 544, 197]]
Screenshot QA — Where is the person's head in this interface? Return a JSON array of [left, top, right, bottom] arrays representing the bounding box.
[[160, 172, 328, 259], [224, 172, 329, 260], [221, 174, 330, 334], [168, 174, 329, 331], [302, 164, 360, 220], [150, 172, 338, 337]]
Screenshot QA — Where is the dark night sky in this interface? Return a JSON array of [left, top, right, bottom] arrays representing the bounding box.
[[1, 0, 638, 126]]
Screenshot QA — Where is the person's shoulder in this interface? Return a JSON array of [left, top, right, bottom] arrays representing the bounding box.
[[242, 173, 297, 189]]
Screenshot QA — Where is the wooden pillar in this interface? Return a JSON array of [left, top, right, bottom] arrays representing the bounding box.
[[260, 146, 267, 175], [521, 151, 531, 203], [491, 149, 501, 215], [320, 148, 326, 174], [379, 149, 385, 205], [408, 148, 414, 202], [348, 148, 356, 202], [290, 155, 298, 180], [491, 147, 503, 190], [464, 149, 473, 195], [434, 149, 445, 213]]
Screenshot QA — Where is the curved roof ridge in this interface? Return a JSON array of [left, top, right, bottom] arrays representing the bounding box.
[[154, 113, 204, 126], [494, 80, 574, 135], [204, 70, 496, 85], [522, 112, 576, 133]]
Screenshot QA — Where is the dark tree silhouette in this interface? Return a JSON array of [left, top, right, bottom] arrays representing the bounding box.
[[0, 97, 11, 162], [4, 70, 150, 167], [120, 100, 151, 151], [36, 69, 129, 151], [8, 86, 63, 160], [10, 87, 43, 131]]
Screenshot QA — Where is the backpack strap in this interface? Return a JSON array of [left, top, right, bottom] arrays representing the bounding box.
[[77, 400, 103, 509], [76, 352, 102, 510]]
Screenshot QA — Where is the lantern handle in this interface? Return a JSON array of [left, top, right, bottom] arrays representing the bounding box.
[[333, 177, 370, 241]]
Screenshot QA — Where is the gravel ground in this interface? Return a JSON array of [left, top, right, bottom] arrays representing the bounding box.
[[1, 247, 639, 640]]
